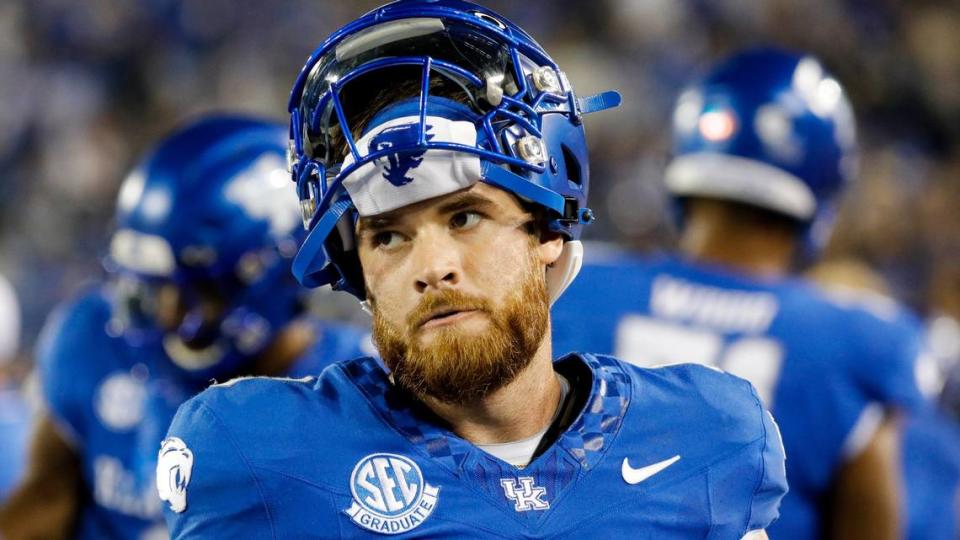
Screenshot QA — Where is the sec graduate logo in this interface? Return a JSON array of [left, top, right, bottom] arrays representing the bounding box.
[[345, 453, 439, 535]]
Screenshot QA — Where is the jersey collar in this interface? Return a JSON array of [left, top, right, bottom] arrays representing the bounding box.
[[340, 352, 632, 473]]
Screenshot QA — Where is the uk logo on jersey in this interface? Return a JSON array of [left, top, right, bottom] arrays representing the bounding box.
[[501, 477, 550, 512], [371, 124, 435, 186], [345, 453, 439, 535]]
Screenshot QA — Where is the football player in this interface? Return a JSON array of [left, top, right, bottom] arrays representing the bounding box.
[[807, 259, 960, 539], [159, 2, 786, 538], [0, 271, 29, 502], [552, 49, 924, 539], [903, 316, 960, 540], [809, 260, 960, 539], [0, 115, 371, 540]]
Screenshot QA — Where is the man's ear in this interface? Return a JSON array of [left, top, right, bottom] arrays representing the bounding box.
[[538, 231, 565, 267]]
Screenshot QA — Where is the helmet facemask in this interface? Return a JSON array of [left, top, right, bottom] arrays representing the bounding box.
[[288, 7, 619, 302]]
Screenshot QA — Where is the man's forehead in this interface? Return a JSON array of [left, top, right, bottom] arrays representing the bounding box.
[[357, 182, 525, 228]]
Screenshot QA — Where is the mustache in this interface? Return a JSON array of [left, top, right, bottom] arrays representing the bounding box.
[[406, 289, 490, 330]]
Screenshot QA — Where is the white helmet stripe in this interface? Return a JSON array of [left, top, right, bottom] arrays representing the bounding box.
[[665, 152, 817, 220], [109, 229, 177, 277]]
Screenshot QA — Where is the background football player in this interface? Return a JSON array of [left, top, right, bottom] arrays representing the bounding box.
[[0, 272, 30, 502], [912, 329, 960, 540], [809, 258, 960, 540], [159, 2, 786, 538], [552, 48, 924, 540], [0, 115, 371, 540]]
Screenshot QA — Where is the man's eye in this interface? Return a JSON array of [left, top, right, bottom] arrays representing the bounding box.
[[372, 231, 404, 249], [451, 211, 482, 230]]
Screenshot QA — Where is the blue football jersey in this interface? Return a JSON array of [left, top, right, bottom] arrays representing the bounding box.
[[0, 385, 31, 502], [160, 353, 786, 538], [552, 253, 924, 539], [36, 285, 371, 540], [903, 408, 960, 540]]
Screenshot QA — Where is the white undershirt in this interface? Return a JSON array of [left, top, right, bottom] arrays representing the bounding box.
[[476, 373, 570, 468]]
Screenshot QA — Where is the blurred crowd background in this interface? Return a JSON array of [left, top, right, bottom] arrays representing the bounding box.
[[0, 0, 959, 364]]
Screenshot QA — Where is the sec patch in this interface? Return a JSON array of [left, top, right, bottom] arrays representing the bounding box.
[[345, 453, 439, 535]]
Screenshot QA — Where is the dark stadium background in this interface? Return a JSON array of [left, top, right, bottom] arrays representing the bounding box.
[[0, 0, 958, 359]]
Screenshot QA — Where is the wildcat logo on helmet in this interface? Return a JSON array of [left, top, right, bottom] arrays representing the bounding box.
[[339, 115, 482, 218], [345, 453, 439, 535], [371, 124, 435, 186]]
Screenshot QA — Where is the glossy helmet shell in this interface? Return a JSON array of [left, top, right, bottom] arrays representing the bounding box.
[[665, 47, 858, 253], [287, 0, 619, 299], [109, 114, 304, 380]]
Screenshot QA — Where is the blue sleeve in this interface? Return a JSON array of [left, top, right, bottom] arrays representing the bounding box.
[[855, 312, 925, 413], [747, 408, 788, 531], [667, 364, 789, 534], [35, 299, 92, 445], [0, 389, 31, 499], [160, 395, 274, 539]]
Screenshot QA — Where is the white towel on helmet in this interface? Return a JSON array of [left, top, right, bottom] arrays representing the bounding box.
[[341, 115, 482, 217]]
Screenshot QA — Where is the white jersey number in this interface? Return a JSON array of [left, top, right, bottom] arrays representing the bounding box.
[[615, 315, 784, 406]]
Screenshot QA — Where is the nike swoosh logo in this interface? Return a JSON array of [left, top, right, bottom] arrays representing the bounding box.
[[621, 454, 681, 485]]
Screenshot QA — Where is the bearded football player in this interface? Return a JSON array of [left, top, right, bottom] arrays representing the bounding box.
[[159, 2, 787, 538]]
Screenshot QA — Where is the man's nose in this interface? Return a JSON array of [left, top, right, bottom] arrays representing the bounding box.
[[411, 227, 461, 294]]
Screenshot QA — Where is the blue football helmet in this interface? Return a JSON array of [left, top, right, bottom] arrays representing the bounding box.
[[664, 47, 858, 253], [107, 114, 305, 380], [287, 0, 620, 303]]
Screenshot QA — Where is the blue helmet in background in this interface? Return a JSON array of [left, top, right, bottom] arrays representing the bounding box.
[[665, 47, 858, 254], [287, 0, 620, 304], [108, 114, 305, 381]]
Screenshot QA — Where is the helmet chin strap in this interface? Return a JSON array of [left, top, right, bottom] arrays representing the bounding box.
[[357, 240, 584, 316], [546, 240, 583, 305]]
